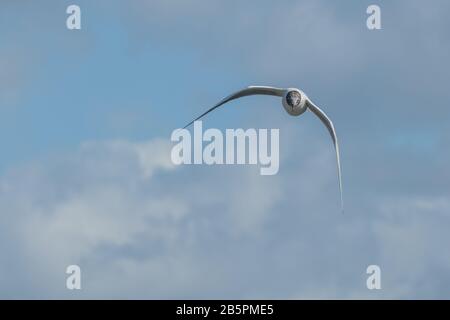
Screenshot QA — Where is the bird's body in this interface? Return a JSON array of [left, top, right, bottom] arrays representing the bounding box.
[[183, 86, 344, 212]]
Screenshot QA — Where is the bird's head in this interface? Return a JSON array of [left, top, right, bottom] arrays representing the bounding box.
[[282, 88, 308, 116]]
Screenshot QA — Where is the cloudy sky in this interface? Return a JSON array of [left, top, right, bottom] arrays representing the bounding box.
[[0, 0, 449, 299]]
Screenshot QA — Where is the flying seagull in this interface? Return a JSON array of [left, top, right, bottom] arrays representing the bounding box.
[[183, 86, 343, 212]]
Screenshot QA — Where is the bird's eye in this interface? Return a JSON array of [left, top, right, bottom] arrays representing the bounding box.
[[286, 91, 302, 108]]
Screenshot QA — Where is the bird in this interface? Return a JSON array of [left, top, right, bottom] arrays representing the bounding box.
[[183, 86, 343, 212]]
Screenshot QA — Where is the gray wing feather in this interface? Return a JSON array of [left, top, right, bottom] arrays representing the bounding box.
[[183, 86, 285, 129], [307, 100, 344, 213]]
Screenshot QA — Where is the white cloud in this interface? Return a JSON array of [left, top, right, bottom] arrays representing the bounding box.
[[371, 196, 450, 298], [0, 136, 286, 298], [0, 132, 450, 298]]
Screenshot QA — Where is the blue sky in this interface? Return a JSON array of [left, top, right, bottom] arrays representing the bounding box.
[[1, 0, 450, 299]]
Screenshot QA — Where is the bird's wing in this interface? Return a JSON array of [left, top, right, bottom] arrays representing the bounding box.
[[306, 100, 344, 212], [183, 86, 285, 129]]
